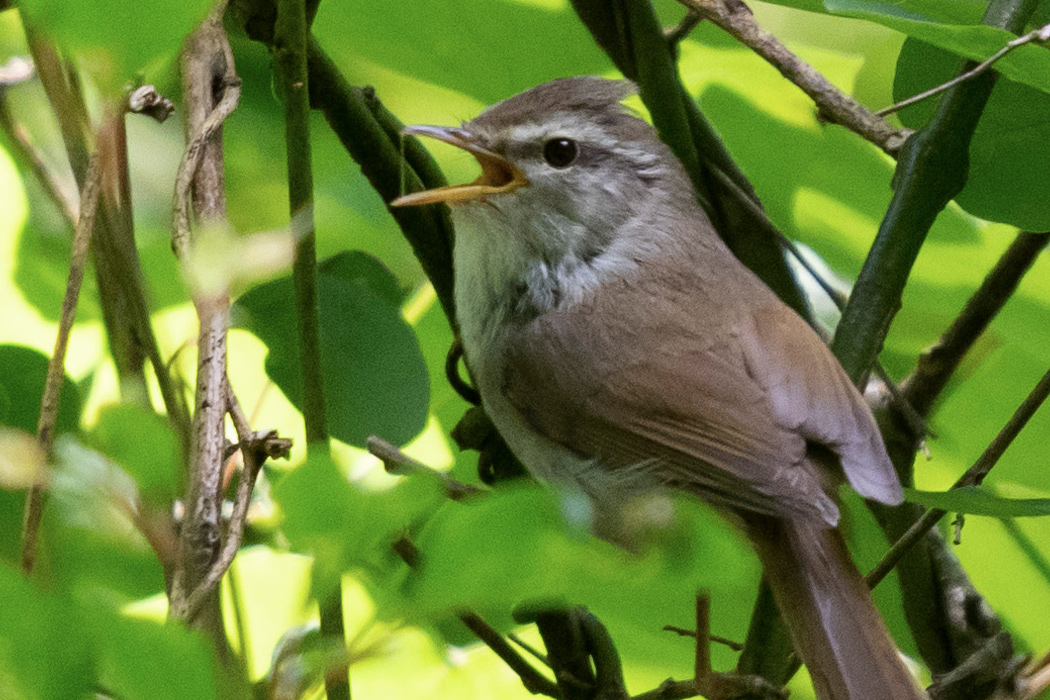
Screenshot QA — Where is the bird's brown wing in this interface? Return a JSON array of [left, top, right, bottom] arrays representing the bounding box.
[[738, 304, 903, 506], [500, 279, 843, 524]]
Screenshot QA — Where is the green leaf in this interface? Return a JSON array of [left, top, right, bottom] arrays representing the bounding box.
[[905, 486, 1050, 517], [894, 39, 1050, 229], [0, 345, 81, 435], [824, 0, 1050, 97], [18, 0, 211, 94], [41, 437, 164, 601], [313, 0, 611, 106], [0, 562, 94, 700], [233, 250, 430, 448], [274, 454, 446, 599], [405, 485, 754, 630], [92, 613, 220, 700], [89, 404, 181, 505], [760, 0, 986, 22]]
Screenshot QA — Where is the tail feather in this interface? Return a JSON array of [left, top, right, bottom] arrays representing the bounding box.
[[745, 514, 925, 700]]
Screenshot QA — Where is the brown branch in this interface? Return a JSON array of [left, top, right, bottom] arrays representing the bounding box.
[[21, 150, 103, 574], [168, 9, 240, 669], [877, 23, 1050, 117], [902, 231, 1050, 417], [366, 435, 481, 501], [459, 612, 563, 697], [672, 0, 911, 156], [867, 365, 1050, 588], [181, 384, 269, 622]]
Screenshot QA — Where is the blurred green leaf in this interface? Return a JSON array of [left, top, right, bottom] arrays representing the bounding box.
[[0, 344, 81, 435], [233, 250, 430, 448], [895, 39, 1050, 230], [89, 404, 181, 505], [906, 486, 1050, 517], [41, 437, 164, 601], [274, 454, 446, 600], [92, 612, 221, 700], [0, 562, 94, 700], [18, 0, 211, 94], [760, 0, 986, 21], [405, 485, 754, 647], [313, 0, 611, 106]]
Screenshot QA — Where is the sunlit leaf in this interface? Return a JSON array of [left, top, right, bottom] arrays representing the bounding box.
[[89, 404, 181, 505], [92, 613, 221, 700], [0, 563, 94, 700], [41, 437, 164, 600], [274, 454, 446, 600], [824, 0, 1050, 96], [0, 427, 47, 489]]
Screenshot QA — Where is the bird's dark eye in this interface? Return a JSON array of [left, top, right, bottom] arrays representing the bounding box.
[[542, 138, 578, 168]]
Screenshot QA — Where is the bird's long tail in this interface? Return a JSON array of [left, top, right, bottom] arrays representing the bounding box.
[[745, 514, 926, 700]]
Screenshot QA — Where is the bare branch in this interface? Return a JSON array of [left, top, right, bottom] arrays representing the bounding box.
[[21, 150, 103, 574], [903, 232, 1049, 417], [367, 435, 481, 501], [877, 23, 1050, 117], [180, 384, 270, 622], [672, 0, 911, 155], [867, 365, 1050, 588]]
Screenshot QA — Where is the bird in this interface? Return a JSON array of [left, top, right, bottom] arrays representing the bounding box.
[[392, 76, 925, 700]]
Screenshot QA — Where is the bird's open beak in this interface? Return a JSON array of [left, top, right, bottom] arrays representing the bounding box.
[[390, 125, 529, 207]]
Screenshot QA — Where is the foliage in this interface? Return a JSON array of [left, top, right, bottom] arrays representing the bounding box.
[[0, 0, 1049, 699]]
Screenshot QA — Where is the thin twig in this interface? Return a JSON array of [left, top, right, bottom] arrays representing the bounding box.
[[508, 633, 551, 666], [0, 66, 78, 225], [21, 151, 103, 574], [459, 612, 562, 697], [867, 365, 1050, 588], [171, 78, 241, 260], [662, 626, 744, 652], [903, 232, 1050, 418], [876, 22, 1050, 117], [367, 435, 482, 500], [665, 10, 702, 46], [389, 535, 560, 696], [672, 0, 911, 155]]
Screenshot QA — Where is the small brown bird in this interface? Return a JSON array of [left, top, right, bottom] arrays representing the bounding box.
[[394, 76, 924, 700]]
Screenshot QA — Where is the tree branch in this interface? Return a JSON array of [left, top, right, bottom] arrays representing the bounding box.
[[180, 385, 277, 622], [867, 365, 1050, 588], [673, 0, 911, 156], [366, 435, 481, 501], [830, 0, 1041, 385], [569, 0, 810, 319], [167, 9, 240, 669], [21, 150, 102, 574], [877, 23, 1050, 118], [902, 232, 1049, 417], [302, 38, 457, 324]]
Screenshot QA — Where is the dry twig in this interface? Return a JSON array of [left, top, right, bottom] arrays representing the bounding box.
[[672, 0, 911, 155], [866, 366, 1050, 588], [877, 22, 1050, 117], [20, 151, 103, 574]]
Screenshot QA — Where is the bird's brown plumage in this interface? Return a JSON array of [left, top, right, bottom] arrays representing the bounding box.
[[395, 76, 925, 700]]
